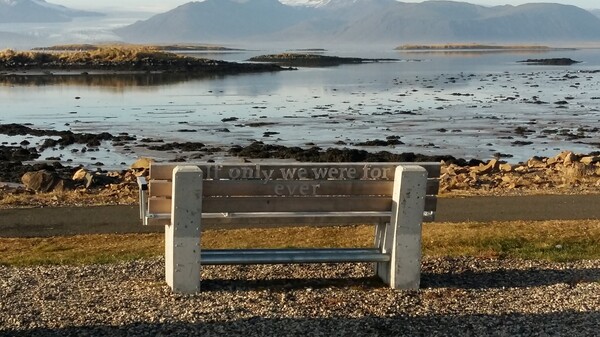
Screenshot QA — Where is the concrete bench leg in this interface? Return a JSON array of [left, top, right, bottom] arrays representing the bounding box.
[[165, 166, 203, 293], [377, 165, 427, 290]]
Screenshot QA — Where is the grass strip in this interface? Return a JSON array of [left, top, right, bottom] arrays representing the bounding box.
[[0, 220, 598, 266]]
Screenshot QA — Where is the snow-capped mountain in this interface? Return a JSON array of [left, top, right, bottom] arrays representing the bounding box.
[[281, 0, 392, 8], [2, 0, 66, 11], [280, 0, 327, 7]]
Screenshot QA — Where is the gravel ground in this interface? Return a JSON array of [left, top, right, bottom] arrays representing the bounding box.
[[1, 257, 599, 337]]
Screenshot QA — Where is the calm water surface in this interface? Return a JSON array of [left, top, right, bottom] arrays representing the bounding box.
[[1, 48, 600, 168]]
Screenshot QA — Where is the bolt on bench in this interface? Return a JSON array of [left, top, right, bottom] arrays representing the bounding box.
[[138, 162, 441, 293]]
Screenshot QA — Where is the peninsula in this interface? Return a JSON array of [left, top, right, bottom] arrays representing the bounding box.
[[0, 46, 283, 74]]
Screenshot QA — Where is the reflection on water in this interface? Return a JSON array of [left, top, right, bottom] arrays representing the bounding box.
[[0, 72, 228, 91]]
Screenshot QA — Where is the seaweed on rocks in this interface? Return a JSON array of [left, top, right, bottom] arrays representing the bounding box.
[[0, 124, 138, 183], [0, 149, 74, 183], [146, 142, 206, 152], [0, 123, 135, 150], [518, 58, 581, 66], [228, 141, 475, 166], [354, 138, 405, 146], [0, 145, 40, 162]]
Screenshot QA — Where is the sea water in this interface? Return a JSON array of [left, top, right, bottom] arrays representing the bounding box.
[[1, 48, 600, 168]]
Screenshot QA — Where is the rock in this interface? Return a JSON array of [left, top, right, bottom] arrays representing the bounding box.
[[441, 165, 456, 175], [71, 168, 96, 188], [21, 170, 64, 193], [131, 157, 153, 177], [546, 157, 560, 166], [518, 178, 532, 187], [437, 150, 600, 194], [72, 168, 89, 181], [556, 151, 572, 161], [131, 157, 153, 170], [580, 156, 599, 165], [563, 163, 588, 184], [514, 165, 529, 173], [472, 159, 499, 174], [72, 168, 122, 189], [51, 179, 72, 193], [499, 163, 513, 172], [107, 171, 122, 178], [527, 158, 545, 168], [564, 152, 578, 166]]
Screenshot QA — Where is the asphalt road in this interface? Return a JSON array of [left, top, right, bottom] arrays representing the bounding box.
[[1, 195, 599, 237]]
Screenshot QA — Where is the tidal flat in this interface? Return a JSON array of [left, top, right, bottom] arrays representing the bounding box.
[[1, 48, 600, 170]]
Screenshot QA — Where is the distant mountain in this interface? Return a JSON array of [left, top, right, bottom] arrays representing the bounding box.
[[330, 2, 600, 43], [115, 0, 311, 43], [0, 0, 102, 23], [591, 9, 600, 19], [115, 0, 600, 45]]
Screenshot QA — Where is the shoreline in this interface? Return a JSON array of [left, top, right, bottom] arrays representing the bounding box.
[[1, 121, 599, 210]]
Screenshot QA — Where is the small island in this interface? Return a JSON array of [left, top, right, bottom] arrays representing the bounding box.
[[248, 53, 398, 67], [517, 58, 581, 66], [0, 46, 283, 74]]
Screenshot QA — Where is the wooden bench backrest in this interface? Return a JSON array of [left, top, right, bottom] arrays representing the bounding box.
[[146, 162, 440, 224]]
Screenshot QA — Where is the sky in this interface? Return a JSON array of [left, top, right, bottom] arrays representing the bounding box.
[[51, 0, 600, 13]]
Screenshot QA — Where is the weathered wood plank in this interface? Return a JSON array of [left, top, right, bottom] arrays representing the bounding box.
[[150, 162, 440, 181], [148, 195, 437, 214], [149, 179, 440, 198]]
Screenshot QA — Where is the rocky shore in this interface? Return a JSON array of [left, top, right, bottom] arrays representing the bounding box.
[[1, 134, 599, 209], [1, 121, 599, 208]]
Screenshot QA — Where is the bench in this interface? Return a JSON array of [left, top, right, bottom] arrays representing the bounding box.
[[138, 162, 441, 293]]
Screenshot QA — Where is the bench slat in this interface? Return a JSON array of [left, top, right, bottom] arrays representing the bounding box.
[[148, 195, 437, 214], [149, 179, 440, 198], [150, 196, 391, 213], [145, 211, 435, 226], [150, 162, 441, 181]]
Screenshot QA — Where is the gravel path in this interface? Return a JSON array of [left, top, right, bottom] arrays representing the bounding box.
[[1, 257, 599, 336]]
